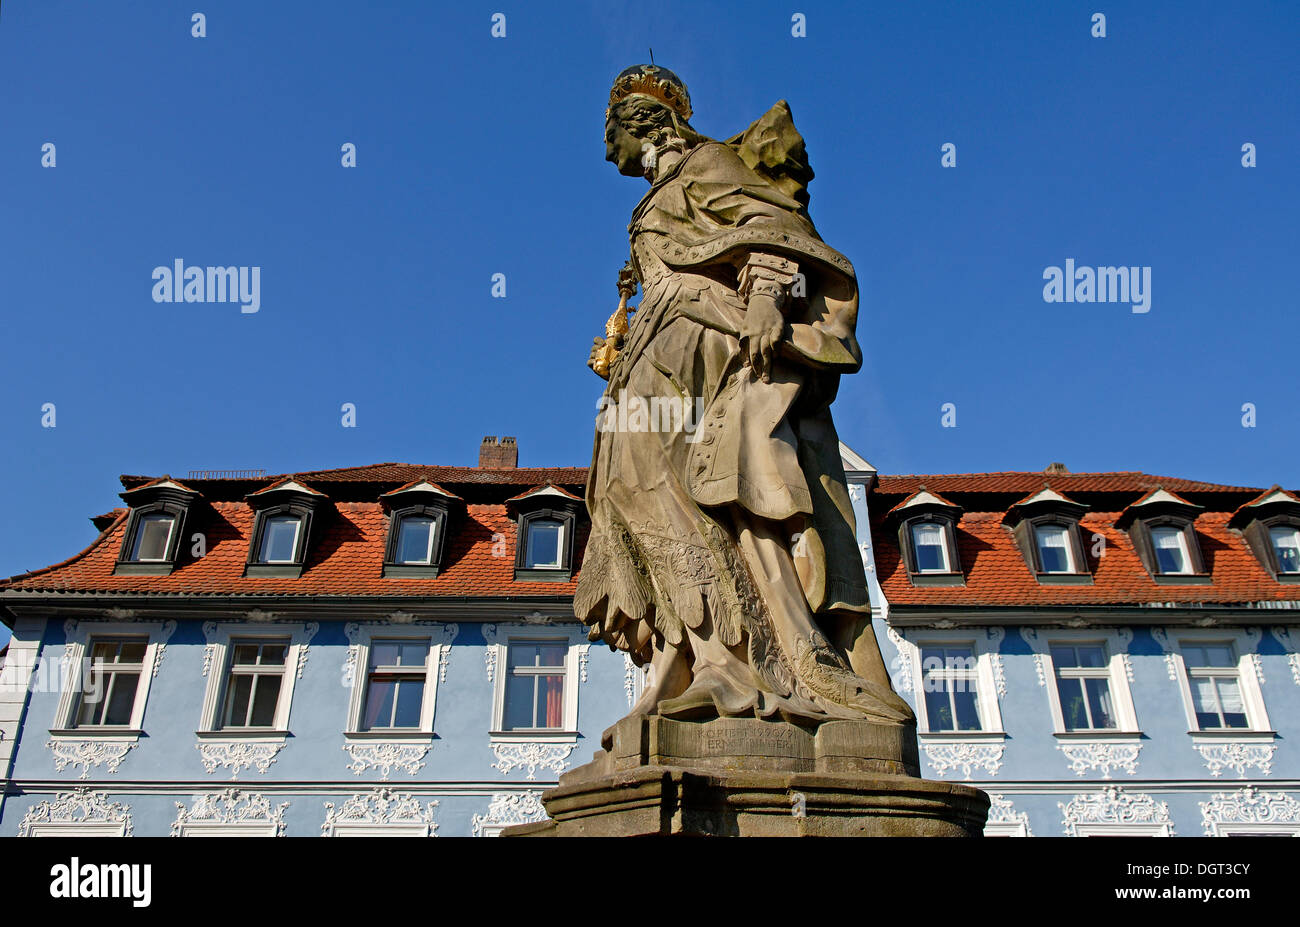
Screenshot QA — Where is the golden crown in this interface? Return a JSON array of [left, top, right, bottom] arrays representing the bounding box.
[[607, 64, 692, 121]]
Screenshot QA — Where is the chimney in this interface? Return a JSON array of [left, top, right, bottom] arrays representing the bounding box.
[[1044, 462, 1069, 475], [479, 436, 518, 468]]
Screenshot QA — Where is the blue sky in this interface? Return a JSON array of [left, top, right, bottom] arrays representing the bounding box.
[[1, 1, 1297, 645]]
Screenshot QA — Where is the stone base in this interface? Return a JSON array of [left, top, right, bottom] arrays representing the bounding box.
[[504, 716, 988, 837]]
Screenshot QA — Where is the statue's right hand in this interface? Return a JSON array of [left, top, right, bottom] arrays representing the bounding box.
[[588, 336, 607, 370]]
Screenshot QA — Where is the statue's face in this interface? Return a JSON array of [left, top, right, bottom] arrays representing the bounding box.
[[605, 115, 646, 177]]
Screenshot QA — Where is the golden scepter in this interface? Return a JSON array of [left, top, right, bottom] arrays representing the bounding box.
[[592, 263, 637, 378]]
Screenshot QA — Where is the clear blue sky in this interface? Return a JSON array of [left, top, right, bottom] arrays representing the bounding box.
[[2, 1, 1297, 645]]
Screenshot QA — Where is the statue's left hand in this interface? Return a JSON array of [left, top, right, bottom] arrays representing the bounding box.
[[739, 293, 784, 383]]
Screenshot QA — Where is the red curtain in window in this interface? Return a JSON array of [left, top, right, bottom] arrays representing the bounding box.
[[545, 676, 563, 728]]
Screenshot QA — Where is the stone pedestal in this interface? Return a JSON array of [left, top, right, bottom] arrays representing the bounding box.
[[504, 716, 988, 837]]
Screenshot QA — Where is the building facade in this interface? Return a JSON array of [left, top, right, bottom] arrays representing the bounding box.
[[2, 440, 1298, 836]]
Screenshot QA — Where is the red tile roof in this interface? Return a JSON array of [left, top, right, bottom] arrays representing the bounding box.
[[872, 472, 1300, 608], [2, 502, 585, 598]]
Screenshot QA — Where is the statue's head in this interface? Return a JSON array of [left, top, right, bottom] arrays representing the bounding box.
[[605, 65, 706, 178]]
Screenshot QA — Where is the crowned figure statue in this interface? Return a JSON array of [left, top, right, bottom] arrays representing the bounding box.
[[576, 65, 914, 732]]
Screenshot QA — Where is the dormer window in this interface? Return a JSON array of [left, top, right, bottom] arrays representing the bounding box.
[[1230, 486, 1300, 583], [380, 480, 460, 577], [245, 478, 325, 578], [509, 484, 583, 582], [1004, 487, 1091, 584], [1118, 488, 1207, 583], [885, 488, 964, 586], [114, 477, 200, 576]]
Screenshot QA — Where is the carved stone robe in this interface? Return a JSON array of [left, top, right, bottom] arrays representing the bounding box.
[[576, 141, 912, 724]]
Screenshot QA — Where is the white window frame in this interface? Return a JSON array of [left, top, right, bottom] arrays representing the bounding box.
[[1150, 525, 1194, 575], [258, 515, 302, 564], [484, 623, 585, 742], [910, 522, 951, 573], [1155, 628, 1271, 734], [1269, 525, 1300, 574], [1034, 524, 1077, 574], [1074, 822, 1173, 837], [394, 515, 438, 565], [343, 622, 456, 737], [1022, 628, 1141, 736], [198, 621, 317, 734], [130, 513, 177, 562], [52, 619, 176, 738], [906, 631, 1004, 735], [524, 520, 566, 570]]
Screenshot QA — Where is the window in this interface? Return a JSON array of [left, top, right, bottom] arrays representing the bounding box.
[[1151, 526, 1192, 574], [1005, 488, 1091, 582], [511, 488, 581, 582], [197, 622, 317, 737], [485, 624, 585, 739], [1153, 628, 1271, 737], [129, 514, 175, 562], [1270, 525, 1300, 574], [75, 639, 147, 728], [114, 478, 199, 575], [361, 640, 430, 730], [342, 621, 454, 766], [244, 479, 324, 578], [1182, 643, 1248, 730], [504, 642, 567, 731], [1051, 644, 1116, 731], [1034, 525, 1075, 574], [1022, 628, 1141, 738], [221, 640, 289, 729], [525, 520, 564, 570], [886, 490, 964, 585], [911, 524, 950, 573], [51, 620, 174, 742], [920, 644, 981, 731], [258, 516, 301, 564], [380, 483, 459, 578], [395, 517, 437, 565]]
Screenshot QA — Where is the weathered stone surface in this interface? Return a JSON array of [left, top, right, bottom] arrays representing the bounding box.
[[506, 766, 987, 837], [505, 716, 986, 836]]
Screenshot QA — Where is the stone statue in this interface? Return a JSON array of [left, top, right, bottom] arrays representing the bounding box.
[[576, 65, 914, 731], [509, 66, 987, 835]]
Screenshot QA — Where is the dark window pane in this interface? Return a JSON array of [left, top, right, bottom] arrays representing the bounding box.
[[259, 644, 288, 666], [103, 673, 140, 725], [538, 644, 567, 667], [1051, 646, 1077, 668], [1057, 678, 1088, 730], [1084, 677, 1116, 728], [1076, 646, 1106, 668], [371, 642, 401, 667], [364, 679, 396, 729], [535, 675, 564, 728], [507, 643, 540, 669], [393, 680, 424, 728], [399, 642, 429, 667], [91, 641, 118, 663], [503, 674, 533, 730], [924, 689, 953, 731], [232, 644, 261, 665], [249, 675, 282, 727], [225, 674, 254, 726], [117, 641, 148, 663], [396, 516, 436, 564], [76, 674, 108, 726], [953, 687, 982, 730]]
